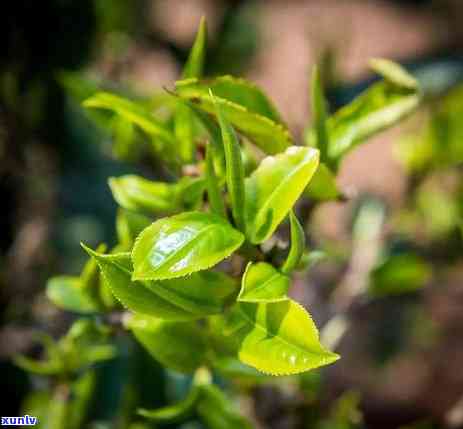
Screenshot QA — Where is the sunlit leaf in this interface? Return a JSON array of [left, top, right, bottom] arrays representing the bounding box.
[[132, 212, 244, 281], [127, 314, 207, 373], [245, 146, 319, 243], [281, 211, 305, 274], [215, 299, 339, 375], [212, 90, 246, 230], [238, 262, 290, 303], [176, 77, 292, 154], [370, 58, 418, 90], [174, 103, 197, 163]]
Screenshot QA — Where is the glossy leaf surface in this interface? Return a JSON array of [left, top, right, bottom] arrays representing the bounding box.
[[132, 212, 244, 280], [217, 300, 339, 375], [176, 77, 292, 154], [244, 146, 319, 243], [127, 314, 207, 373], [238, 262, 290, 303]]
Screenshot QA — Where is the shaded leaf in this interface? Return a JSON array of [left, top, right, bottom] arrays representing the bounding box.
[[281, 211, 305, 274], [212, 90, 246, 230], [205, 144, 227, 218], [46, 276, 101, 314], [305, 162, 341, 201], [245, 146, 319, 243], [127, 314, 207, 373], [132, 212, 244, 281], [216, 299, 339, 375], [238, 262, 290, 303], [311, 65, 329, 164]]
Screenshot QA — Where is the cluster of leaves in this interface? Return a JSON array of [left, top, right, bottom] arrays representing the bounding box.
[[18, 18, 424, 428]]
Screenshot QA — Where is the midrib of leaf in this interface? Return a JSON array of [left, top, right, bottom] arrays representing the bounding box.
[[137, 223, 229, 279], [250, 159, 311, 234], [241, 270, 287, 301], [236, 303, 329, 359]]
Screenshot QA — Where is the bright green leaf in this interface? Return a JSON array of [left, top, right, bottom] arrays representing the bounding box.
[[176, 77, 292, 154], [245, 146, 319, 243], [216, 299, 339, 375], [369, 58, 418, 90], [127, 314, 207, 373], [132, 212, 244, 281], [238, 262, 290, 303], [311, 65, 329, 164], [281, 211, 305, 274], [174, 103, 196, 163]]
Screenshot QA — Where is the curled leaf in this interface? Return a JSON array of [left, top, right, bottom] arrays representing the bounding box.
[[281, 211, 305, 274]]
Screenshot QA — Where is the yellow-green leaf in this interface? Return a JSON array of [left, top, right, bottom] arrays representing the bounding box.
[[182, 17, 207, 79], [281, 211, 305, 274], [216, 300, 339, 375], [238, 262, 290, 303], [245, 146, 319, 243]]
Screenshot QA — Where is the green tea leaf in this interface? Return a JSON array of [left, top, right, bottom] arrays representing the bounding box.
[[109, 175, 182, 215], [83, 92, 178, 164], [174, 103, 197, 163], [308, 80, 420, 165], [205, 144, 227, 218], [281, 211, 305, 274], [217, 299, 339, 375], [197, 384, 253, 429], [139, 385, 201, 422], [132, 212, 244, 281], [305, 162, 341, 201], [116, 209, 152, 248], [46, 276, 101, 314], [369, 253, 431, 297], [245, 146, 319, 243], [238, 262, 290, 303], [369, 58, 418, 90], [127, 314, 207, 373], [82, 245, 198, 320], [176, 77, 292, 154], [211, 90, 246, 230], [182, 16, 207, 79], [311, 65, 329, 164]]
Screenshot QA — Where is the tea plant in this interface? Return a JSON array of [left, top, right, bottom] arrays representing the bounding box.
[[17, 18, 422, 428]]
